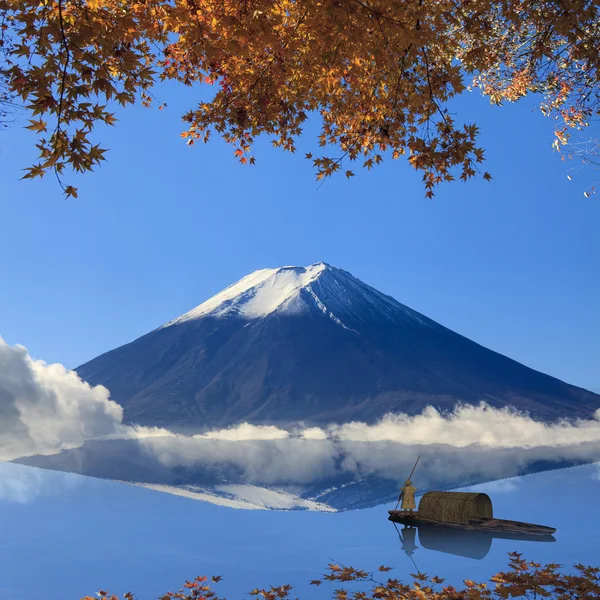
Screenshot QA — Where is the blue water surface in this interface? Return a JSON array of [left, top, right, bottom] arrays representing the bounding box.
[[1, 462, 599, 600]]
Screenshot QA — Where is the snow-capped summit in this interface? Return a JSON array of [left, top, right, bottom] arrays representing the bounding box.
[[163, 262, 332, 324], [162, 262, 435, 331], [76, 263, 600, 430]]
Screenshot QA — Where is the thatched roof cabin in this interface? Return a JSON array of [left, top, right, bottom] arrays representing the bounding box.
[[417, 491, 493, 524]]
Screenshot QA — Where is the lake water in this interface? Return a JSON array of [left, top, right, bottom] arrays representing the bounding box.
[[1, 461, 599, 600]]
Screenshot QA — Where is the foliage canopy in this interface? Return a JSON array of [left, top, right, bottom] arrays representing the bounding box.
[[82, 552, 600, 600], [1, 0, 599, 196]]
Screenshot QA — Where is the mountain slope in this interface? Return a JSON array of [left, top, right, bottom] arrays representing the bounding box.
[[76, 263, 600, 428]]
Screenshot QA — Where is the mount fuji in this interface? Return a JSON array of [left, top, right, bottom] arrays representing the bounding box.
[[76, 262, 600, 429]]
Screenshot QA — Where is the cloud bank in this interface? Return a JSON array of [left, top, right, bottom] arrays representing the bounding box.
[[125, 405, 600, 500], [0, 337, 124, 461], [185, 403, 600, 447], [324, 404, 600, 446], [134, 433, 600, 488]]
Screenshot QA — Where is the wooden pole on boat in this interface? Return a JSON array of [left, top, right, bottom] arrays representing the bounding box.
[[394, 455, 420, 510], [407, 454, 420, 482]]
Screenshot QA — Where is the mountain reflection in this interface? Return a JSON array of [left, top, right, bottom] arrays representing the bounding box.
[[12, 436, 600, 511], [394, 523, 555, 561], [2, 459, 599, 600]]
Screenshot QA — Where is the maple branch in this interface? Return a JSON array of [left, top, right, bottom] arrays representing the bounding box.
[[421, 47, 449, 130], [208, 9, 310, 118], [392, 43, 413, 114], [28, 3, 51, 70], [8, 0, 599, 197], [56, 0, 71, 135], [555, 0, 597, 44], [446, 0, 470, 31], [52, 0, 72, 193], [249, 10, 310, 93], [60, 34, 164, 109], [348, 0, 412, 34], [150, 0, 167, 41]]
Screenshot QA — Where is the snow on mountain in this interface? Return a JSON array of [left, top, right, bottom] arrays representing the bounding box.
[[126, 482, 337, 511], [75, 262, 600, 429], [161, 262, 434, 330]]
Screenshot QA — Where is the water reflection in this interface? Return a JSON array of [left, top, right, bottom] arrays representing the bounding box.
[[12, 437, 600, 511], [393, 522, 556, 561], [1, 461, 599, 600]]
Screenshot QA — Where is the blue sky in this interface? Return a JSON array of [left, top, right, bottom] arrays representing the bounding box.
[[0, 82, 598, 391]]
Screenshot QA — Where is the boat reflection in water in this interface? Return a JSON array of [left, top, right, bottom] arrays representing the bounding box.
[[394, 522, 556, 561]]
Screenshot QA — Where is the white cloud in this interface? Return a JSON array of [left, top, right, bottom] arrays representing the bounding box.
[[324, 403, 600, 447], [139, 436, 339, 484], [132, 404, 600, 491], [0, 337, 124, 461], [299, 427, 329, 440], [198, 423, 290, 441]]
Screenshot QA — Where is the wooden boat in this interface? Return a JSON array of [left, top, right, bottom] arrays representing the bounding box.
[[388, 510, 556, 536], [389, 489, 556, 537], [391, 459, 556, 538]]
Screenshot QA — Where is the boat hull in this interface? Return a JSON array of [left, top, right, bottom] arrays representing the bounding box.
[[388, 510, 556, 536]]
